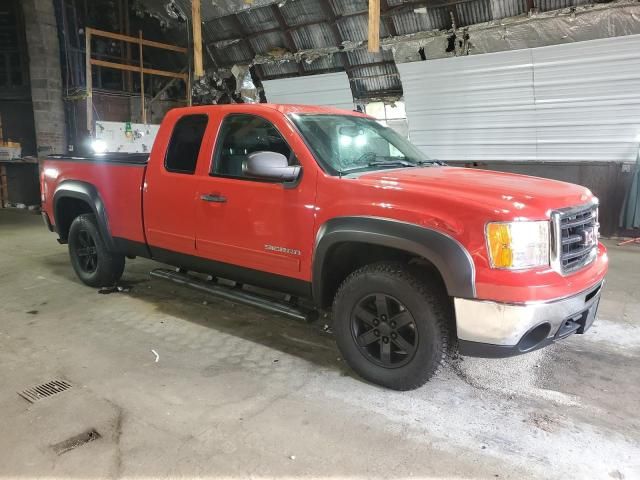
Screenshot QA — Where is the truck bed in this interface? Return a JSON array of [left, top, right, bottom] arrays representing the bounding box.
[[41, 153, 148, 247]]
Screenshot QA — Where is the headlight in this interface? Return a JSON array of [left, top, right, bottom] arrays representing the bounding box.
[[486, 221, 549, 269]]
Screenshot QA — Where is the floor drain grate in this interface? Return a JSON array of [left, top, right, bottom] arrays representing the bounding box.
[[52, 429, 101, 455], [18, 379, 72, 403]]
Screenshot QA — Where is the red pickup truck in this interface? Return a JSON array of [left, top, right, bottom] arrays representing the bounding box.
[[40, 104, 608, 390]]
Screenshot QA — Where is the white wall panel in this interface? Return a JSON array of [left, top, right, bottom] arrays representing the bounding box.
[[398, 49, 537, 162], [262, 72, 354, 111], [532, 35, 640, 163], [398, 34, 640, 163]]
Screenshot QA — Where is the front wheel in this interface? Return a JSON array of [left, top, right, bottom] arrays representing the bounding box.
[[332, 262, 452, 390], [68, 214, 125, 287]]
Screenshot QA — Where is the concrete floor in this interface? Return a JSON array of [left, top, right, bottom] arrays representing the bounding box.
[[0, 209, 639, 479]]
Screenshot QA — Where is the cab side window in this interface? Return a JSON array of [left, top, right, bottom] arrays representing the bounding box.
[[165, 114, 208, 174], [212, 114, 294, 179]]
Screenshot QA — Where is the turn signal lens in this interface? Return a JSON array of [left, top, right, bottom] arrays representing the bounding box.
[[486, 221, 549, 269], [487, 224, 513, 268]]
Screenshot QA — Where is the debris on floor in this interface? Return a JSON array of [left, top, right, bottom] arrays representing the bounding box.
[[51, 429, 101, 455], [98, 285, 132, 295]]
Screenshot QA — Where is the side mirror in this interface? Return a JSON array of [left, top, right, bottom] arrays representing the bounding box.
[[243, 151, 301, 182]]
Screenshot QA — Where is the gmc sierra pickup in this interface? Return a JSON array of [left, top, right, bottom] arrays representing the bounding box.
[[40, 104, 608, 390]]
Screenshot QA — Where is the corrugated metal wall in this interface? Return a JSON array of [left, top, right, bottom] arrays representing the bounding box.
[[398, 34, 640, 164], [262, 72, 354, 110]]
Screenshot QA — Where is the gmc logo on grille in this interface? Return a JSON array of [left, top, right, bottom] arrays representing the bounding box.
[[581, 226, 598, 247]]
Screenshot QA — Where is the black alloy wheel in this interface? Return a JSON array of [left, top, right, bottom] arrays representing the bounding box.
[[332, 262, 452, 390], [75, 229, 99, 274], [351, 293, 418, 368], [68, 213, 125, 287]]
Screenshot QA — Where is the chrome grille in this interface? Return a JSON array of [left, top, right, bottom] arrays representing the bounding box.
[[551, 202, 599, 275]]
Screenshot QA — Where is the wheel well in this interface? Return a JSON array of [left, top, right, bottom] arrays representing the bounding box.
[[55, 197, 93, 242], [319, 242, 447, 308]]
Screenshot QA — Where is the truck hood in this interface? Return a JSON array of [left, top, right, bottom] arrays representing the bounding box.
[[356, 166, 594, 218]]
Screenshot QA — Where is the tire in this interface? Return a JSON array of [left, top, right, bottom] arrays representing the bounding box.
[[68, 214, 125, 288], [332, 262, 451, 390]]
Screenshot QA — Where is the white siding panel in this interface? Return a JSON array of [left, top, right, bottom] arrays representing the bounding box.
[[532, 35, 640, 163], [399, 34, 640, 163], [262, 72, 354, 110], [398, 49, 537, 162]]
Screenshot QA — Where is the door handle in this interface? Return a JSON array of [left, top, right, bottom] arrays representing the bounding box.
[[201, 194, 227, 203]]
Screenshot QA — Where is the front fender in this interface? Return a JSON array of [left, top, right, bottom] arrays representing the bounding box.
[[313, 216, 476, 304]]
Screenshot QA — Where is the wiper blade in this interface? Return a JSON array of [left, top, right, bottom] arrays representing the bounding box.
[[367, 160, 413, 167], [416, 159, 446, 166], [340, 156, 427, 174]]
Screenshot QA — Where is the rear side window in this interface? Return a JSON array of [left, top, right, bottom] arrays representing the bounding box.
[[165, 114, 208, 174]]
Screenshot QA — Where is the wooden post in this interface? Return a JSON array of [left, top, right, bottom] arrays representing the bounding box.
[[118, 0, 125, 90], [86, 28, 93, 134], [0, 165, 7, 208], [368, 0, 380, 52], [124, 0, 133, 91], [139, 30, 146, 124], [187, 73, 192, 107], [192, 0, 204, 78]]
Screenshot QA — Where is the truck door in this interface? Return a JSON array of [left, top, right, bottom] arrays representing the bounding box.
[[143, 113, 211, 256], [195, 112, 317, 282]]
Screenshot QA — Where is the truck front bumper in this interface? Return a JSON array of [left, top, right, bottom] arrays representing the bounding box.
[[455, 281, 604, 358]]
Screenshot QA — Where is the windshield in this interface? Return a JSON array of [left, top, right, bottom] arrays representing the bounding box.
[[290, 114, 436, 175]]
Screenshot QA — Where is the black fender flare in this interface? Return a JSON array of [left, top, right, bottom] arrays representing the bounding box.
[[52, 180, 115, 250], [312, 216, 476, 304]]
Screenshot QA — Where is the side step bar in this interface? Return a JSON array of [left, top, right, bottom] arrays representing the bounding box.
[[150, 268, 317, 323]]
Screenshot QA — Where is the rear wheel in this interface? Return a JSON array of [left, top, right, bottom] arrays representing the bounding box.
[[332, 262, 451, 390], [68, 214, 125, 287]]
